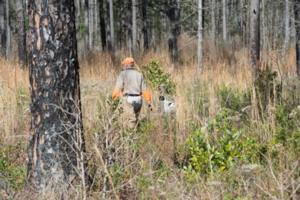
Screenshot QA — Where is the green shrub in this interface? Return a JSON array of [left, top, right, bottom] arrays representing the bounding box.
[[184, 109, 259, 176], [141, 61, 176, 95], [274, 105, 300, 153]]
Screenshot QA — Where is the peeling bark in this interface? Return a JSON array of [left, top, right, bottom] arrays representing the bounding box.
[[27, 0, 85, 190]]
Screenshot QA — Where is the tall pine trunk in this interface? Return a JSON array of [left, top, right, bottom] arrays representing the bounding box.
[[250, 0, 261, 68], [99, 0, 107, 51], [211, 0, 216, 41], [132, 0, 137, 56], [106, 0, 114, 53], [0, 0, 6, 57], [142, 0, 149, 50], [295, 0, 300, 76], [167, 0, 180, 64], [5, 0, 9, 58], [27, 0, 86, 191], [283, 0, 290, 53], [197, 0, 203, 70], [16, 0, 27, 67], [222, 0, 227, 41]]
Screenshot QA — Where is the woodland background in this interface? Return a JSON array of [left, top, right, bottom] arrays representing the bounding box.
[[0, 0, 299, 199]]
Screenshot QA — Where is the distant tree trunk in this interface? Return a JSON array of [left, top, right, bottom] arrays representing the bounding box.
[[261, 0, 266, 49], [295, 0, 300, 76], [106, 0, 114, 53], [211, 0, 216, 41], [99, 0, 107, 51], [88, 0, 94, 49], [16, 0, 27, 67], [0, 0, 6, 57], [84, 0, 89, 51], [167, 0, 180, 64], [283, 0, 290, 53], [250, 0, 261, 68], [142, 0, 149, 50], [222, 0, 227, 41], [132, 0, 137, 56], [27, 0, 86, 191], [5, 0, 10, 58], [198, 0, 203, 70]]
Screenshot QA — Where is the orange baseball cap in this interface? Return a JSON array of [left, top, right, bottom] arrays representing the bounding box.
[[122, 57, 135, 65]]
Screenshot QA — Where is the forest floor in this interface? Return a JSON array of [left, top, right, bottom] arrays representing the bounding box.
[[0, 49, 300, 199]]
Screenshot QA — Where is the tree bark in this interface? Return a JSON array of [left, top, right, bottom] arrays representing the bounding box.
[[0, 0, 6, 57], [222, 0, 227, 41], [5, 0, 10, 58], [211, 0, 216, 41], [27, 0, 85, 190], [295, 0, 300, 76], [198, 0, 203, 70], [284, 0, 290, 53], [167, 0, 180, 64], [106, 0, 114, 53], [142, 0, 149, 50], [250, 0, 261, 68], [88, 0, 94, 49], [16, 0, 27, 67], [132, 0, 137, 56], [99, 0, 107, 51]]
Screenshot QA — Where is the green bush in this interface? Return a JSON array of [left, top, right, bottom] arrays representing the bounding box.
[[141, 61, 176, 95], [274, 105, 300, 153], [184, 109, 259, 176]]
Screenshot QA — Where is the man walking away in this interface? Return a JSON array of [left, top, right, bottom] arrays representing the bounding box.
[[112, 57, 152, 129]]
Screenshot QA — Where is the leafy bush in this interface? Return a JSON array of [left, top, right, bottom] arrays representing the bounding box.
[[184, 109, 259, 176], [141, 61, 176, 95], [274, 105, 300, 153], [217, 85, 251, 112]]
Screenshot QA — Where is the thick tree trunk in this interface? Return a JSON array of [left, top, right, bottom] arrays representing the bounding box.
[[222, 0, 227, 41], [0, 0, 6, 57], [167, 0, 180, 64], [27, 0, 85, 190], [250, 0, 261, 68], [284, 0, 290, 53], [197, 0, 203, 70], [16, 0, 27, 67], [295, 0, 300, 76]]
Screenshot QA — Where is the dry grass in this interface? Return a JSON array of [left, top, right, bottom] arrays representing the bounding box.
[[0, 47, 298, 199]]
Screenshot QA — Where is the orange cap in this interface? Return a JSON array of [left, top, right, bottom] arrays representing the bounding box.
[[122, 57, 135, 65]]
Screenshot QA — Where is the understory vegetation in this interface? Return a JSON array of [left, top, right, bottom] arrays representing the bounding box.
[[0, 50, 299, 199]]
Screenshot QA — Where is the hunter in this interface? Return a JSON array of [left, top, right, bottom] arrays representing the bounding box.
[[112, 57, 152, 129]]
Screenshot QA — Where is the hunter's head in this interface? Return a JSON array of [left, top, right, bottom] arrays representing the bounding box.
[[122, 57, 135, 69]]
